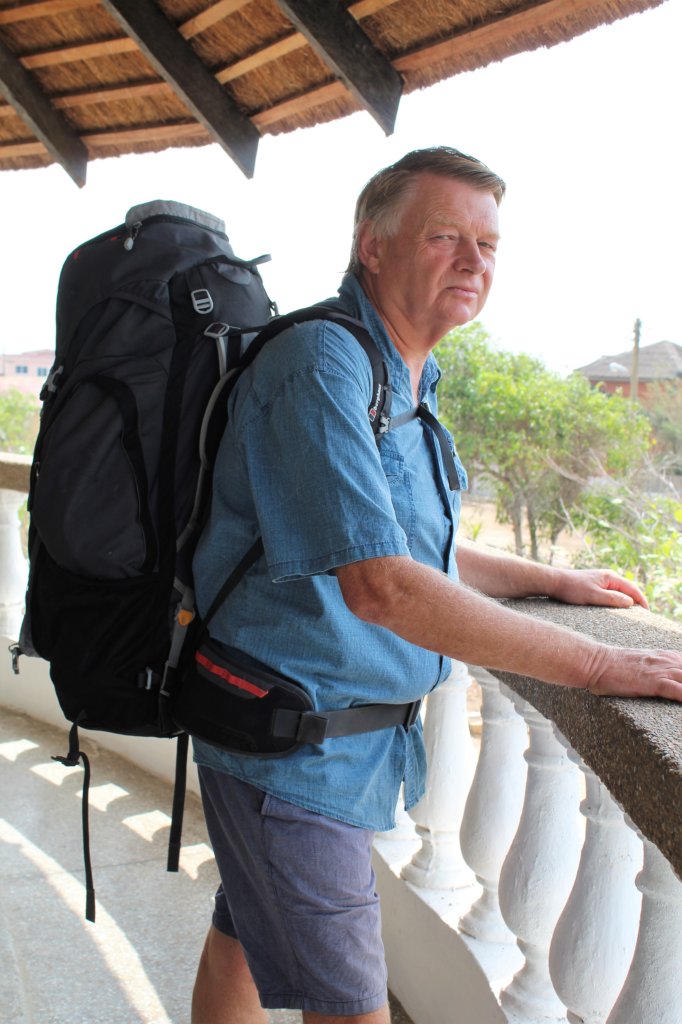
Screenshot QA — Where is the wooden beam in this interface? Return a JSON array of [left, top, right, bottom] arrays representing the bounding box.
[[0, 35, 87, 185], [394, 0, 609, 73], [0, 120, 206, 158], [0, 0, 98, 24], [52, 80, 173, 109], [251, 81, 347, 128], [179, 0, 252, 39], [84, 122, 207, 146], [11, 2, 251, 73], [100, 0, 260, 177], [22, 38, 138, 69], [275, 0, 401, 134], [216, 32, 304, 84], [216, 0, 401, 83]]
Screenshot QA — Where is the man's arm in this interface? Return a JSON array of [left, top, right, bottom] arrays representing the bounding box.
[[456, 540, 649, 608], [335, 555, 682, 701]]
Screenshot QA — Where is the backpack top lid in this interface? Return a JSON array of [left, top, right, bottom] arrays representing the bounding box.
[[55, 200, 244, 350], [125, 200, 226, 238]]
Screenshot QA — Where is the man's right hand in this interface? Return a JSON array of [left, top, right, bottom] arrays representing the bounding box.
[[585, 646, 682, 701]]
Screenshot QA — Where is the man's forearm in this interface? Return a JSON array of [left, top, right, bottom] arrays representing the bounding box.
[[337, 554, 600, 688], [336, 555, 682, 701], [456, 540, 559, 598]]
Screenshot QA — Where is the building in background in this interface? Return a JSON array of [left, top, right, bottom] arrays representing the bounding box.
[[577, 340, 682, 399], [0, 351, 53, 399]]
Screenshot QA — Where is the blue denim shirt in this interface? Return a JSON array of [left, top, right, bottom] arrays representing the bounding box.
[[192, 274, 467, 831]]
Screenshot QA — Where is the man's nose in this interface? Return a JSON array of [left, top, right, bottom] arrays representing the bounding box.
[[453, 238, 486, 273]]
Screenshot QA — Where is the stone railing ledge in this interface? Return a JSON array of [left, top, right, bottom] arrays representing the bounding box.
[[0, 452, 31, 493], [488, 599, 682, 880]]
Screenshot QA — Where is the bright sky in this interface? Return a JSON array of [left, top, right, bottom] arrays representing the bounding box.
[[1, 0, 680, 375]]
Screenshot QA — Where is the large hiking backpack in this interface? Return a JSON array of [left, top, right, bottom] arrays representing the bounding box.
[[10, 200, 398, 921], [12, 201, 276, 917]]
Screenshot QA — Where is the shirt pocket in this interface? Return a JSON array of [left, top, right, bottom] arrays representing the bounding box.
[[380, 448, 416, 548]]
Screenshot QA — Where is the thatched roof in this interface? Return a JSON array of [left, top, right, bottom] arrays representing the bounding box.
[[578, 341, 682, 383], [0, 0, 667, 186]]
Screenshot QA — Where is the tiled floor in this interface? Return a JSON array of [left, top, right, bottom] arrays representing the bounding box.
[[0, 706, 411, 1024]]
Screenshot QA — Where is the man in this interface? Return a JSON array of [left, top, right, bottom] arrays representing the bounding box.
[[191, 147, 682, 1024]]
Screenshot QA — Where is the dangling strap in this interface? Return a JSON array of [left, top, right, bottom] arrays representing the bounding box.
[[416, 404, 461, 491], [52, 722, 96, 922], [167, 733, 189, 872]]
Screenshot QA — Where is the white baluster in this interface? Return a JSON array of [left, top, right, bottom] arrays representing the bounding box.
[[498, 702, 582, 1024], [549, 760, 642, 1024], [606, 837, 682, 1024], [459, 673, 528, 943], [0, 489, 28, 640], [401, 660, 476, 889]]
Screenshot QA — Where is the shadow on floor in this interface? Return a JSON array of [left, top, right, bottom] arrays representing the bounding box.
[[0, 707, 411, 1023]]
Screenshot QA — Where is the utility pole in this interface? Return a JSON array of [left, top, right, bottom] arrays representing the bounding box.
[[630, 318, 641, 402]]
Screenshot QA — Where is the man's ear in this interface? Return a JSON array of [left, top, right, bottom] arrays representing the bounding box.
[[356, 220, 382, 275]]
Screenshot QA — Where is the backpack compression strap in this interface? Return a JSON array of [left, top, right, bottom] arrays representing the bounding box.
[[52, 721, 96, 922]]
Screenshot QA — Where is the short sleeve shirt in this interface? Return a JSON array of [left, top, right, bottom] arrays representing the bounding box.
[[192, 274, 467, 831]]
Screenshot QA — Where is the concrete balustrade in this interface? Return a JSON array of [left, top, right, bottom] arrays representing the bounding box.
[[0, 454, 30, 641], [402, 659, 476, 890], [1, 455, 681, 1024], [459, 670, 527, 946]]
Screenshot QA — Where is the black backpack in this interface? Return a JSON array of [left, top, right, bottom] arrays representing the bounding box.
[[10, 200, 399, 920]]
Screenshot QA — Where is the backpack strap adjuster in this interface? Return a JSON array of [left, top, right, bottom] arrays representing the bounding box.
[[271, 698, 422, 746]]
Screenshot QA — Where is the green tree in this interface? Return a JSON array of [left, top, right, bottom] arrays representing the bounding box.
[[643, 380, 682, 474], [570, 486, 682, 622], [0, 389, 39, 454], [435, 325, 652, 560]]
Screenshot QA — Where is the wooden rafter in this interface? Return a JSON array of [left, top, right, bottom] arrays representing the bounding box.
[[179, 0, 252, 38], [0, 119, 206, 158], [394, 0, 617, 72], [22, 38, 139, 69], [0, 0, 99, 25], [274, 0, 401, 133], [0, 34, 87, 184], [251, 81, 346, 128], [0, 0, 659, 180], [100, 0, 260, 176], [14, 4, 250, 70]]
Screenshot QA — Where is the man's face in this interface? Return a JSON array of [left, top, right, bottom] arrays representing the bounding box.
[[361, 173, 500, 345]]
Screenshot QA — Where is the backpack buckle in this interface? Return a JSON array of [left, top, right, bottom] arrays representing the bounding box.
[[204, 321, 230, 338], [138, 667, 156, 690], [191, 288, 213, 314], [403, 699, 422, 730], [9, 643, 20, 675]]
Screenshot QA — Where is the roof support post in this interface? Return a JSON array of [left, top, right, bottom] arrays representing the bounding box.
[[0, 36, 88, 186], [101, 0, 260, 178], [275, 0, 402, 134]]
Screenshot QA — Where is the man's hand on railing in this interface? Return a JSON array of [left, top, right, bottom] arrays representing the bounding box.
[[585, 646, 682, 702], [548, 568, 649, 610]]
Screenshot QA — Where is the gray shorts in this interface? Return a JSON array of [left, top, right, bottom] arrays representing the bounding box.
[[198, 765, 388, 1014]]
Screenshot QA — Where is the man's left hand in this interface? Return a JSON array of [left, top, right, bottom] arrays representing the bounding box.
[[550, 568, 648, 609]]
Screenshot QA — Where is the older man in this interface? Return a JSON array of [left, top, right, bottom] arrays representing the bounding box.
[[190, 147, 682, 1024]]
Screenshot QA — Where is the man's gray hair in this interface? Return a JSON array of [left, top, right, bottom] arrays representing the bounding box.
[[347, 146, 505, 275]]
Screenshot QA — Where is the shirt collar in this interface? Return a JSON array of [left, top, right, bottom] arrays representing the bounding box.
[[334, 274, 442, 404]]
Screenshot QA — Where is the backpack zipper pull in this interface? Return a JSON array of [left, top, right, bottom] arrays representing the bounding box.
[[124, 221, 141, 251]]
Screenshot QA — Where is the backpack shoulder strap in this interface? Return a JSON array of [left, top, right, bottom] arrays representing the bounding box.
[[241, 304, 392, 440]]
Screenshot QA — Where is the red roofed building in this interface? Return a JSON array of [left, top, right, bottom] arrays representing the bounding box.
[[576, 341, 682, 399]]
